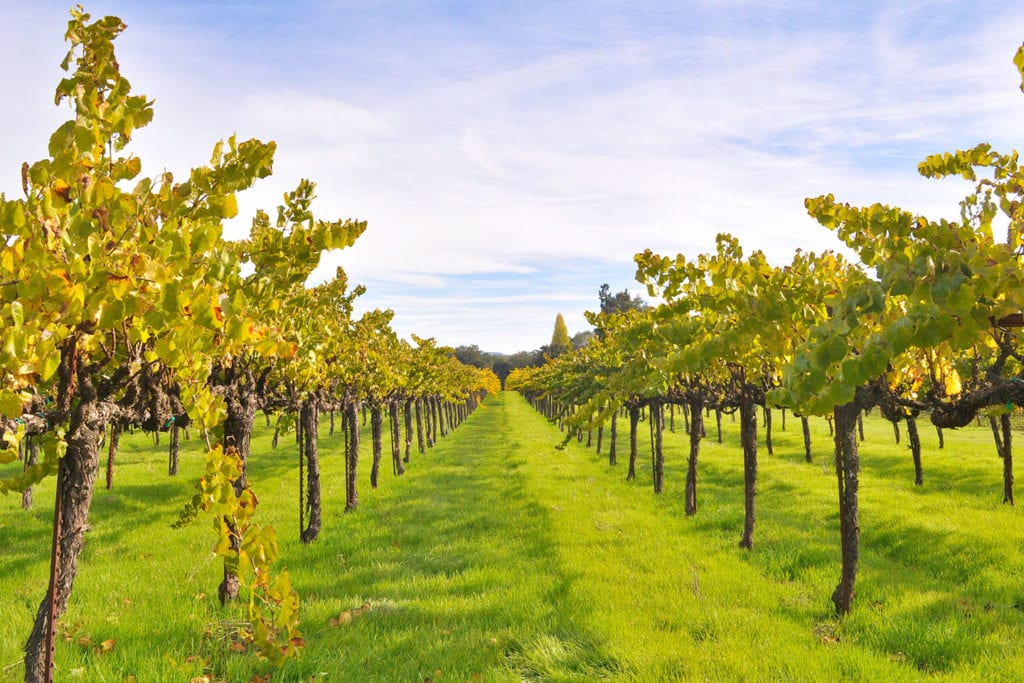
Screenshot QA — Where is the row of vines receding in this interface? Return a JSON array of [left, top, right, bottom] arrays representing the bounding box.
[[507, 42, 1024, 619], [0, 8, 500, 682]]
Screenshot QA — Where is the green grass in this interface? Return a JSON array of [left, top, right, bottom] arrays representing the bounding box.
[[1, 394, 1023, 681]]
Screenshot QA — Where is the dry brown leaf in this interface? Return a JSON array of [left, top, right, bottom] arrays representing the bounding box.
[[98, 638, 116, 654], [330, 601, 373, 626], [329, 611, 352, 627]]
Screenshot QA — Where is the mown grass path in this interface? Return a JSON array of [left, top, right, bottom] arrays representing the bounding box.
[[2, 391, 1023, 680]]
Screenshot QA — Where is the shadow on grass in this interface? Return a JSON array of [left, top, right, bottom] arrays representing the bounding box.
[[272, 395, 627, 679]]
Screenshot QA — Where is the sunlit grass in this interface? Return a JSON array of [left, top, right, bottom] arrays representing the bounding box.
[[1, 395, 1022, 680]]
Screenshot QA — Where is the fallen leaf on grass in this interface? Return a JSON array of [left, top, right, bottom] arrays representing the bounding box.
[[98, 638, 116, 654], [812, 624, 839, 645], [229, 641, 247, 653], [330, 601, 372, 626]]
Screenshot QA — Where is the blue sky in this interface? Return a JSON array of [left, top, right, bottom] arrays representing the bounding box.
[[4, 1, 1024, 352]]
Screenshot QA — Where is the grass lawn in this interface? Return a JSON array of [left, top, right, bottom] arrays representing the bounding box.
[[1, 392, 1023, 681]]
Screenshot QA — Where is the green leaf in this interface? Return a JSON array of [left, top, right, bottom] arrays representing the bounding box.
[[0, 389, 24, 418], [947, 283, 975, 312], [39, 352, 61, 383], [818, 335, 848, 366], [841, 358, 866, 387], [0, 447, 19, 465], [9, 301, 23, 330], [160, 281, 182, 315], [98, 298, 125, 329]]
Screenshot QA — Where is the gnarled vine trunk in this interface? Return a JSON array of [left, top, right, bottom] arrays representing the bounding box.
[[1002, 413, 1013, 505], [907, 414, 922, 486], [104, 423, 119, 491], [390, 401, 405, 476], [430, 397, 440, 444], [627, 404, 639, 481], [685, 398, 703, 516], [218, 385, 257, 605], [300, 399, 322, 543], [739, 396, 758, 550], [415, 398, 426, 453], [801, 416, 812, 463], [652, 401, 664, 494], [370, 403, 383, 489], [832, 402, 861, 615], [608, 410, 617, 466], [167, 424, 180, 476], [403, 399, 413, 463], [345, 400, 360, 511], [24, 397, 112, 683]]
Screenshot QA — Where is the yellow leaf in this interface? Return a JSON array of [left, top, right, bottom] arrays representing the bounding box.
[[944, 369, 962, 396], [0, 389, 25, 417]]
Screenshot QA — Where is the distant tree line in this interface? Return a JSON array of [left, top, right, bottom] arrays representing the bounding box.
[[455, 284, 648, 386]]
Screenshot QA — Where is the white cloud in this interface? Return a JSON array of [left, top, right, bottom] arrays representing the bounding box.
[[4, 1, 1024, 352]]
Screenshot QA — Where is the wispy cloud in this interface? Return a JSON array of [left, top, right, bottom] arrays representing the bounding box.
[[4, 1, 1024, 352]]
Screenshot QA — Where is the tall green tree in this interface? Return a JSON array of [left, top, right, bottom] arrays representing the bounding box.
[[598, 283, 649, 315]]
